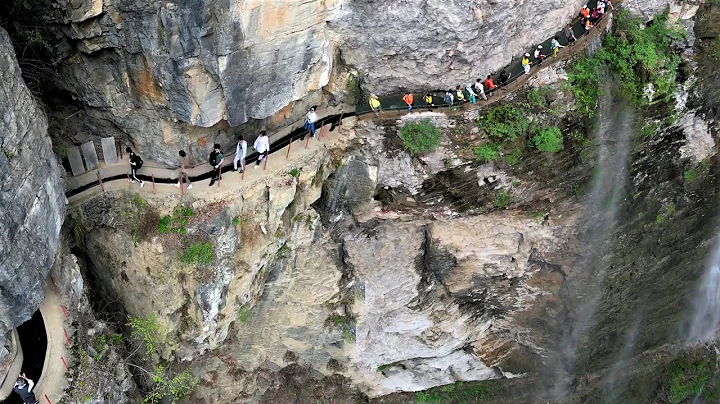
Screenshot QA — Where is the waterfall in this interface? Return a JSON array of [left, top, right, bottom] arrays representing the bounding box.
[[549, 85, 634, 401], [685, 240, 720, 342]]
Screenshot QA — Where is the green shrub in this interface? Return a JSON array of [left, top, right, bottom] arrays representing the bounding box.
[[568, 10, 685, 115], [526, 88, 547, 109], [398, 119, 442, 156], [474, 144, 499, 163], [504, 148, 523, 165], [128, 315, 161, 356], [532, 126, 563, 153], [668, 361, 711, 404], [684, 169, 697, 183], [476, 104, 529, 142], [232, 216, 241, 226], [494, 190, 511, 209], [180, 242, 214, 266], [237, 305, 251, 324], [143, 366, 198, 404], [158, 204, 193, 234], [158, 216, 172, 234], [288, 168, 300, 178]]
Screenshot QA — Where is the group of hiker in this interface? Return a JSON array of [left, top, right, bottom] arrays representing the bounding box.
[[368, 0, 613, 115], [118, 1, 614, 191], [123, 106, 321, 189]]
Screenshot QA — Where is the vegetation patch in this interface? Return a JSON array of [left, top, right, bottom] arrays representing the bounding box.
[[415, 380, 506, 403], [476, 104, 529, 143], [398, 119, 442, 156], [237, 305, 251, 324], [143, 366, 198, 404], [666, 360, 712, 403], [532, 126, 564, 153], [158, 204, 193, 235], [474, 143, 500, 162], [567, 10, 686, 116], [494, 190, 512, 209], [128, 314, 162, 356], [179, 242, 214, 266]]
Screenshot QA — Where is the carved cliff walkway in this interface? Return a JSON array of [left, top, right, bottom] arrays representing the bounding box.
[[65, 3, 617, 204]]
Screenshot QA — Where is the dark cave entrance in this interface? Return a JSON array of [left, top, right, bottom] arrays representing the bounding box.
[[1, 310, 47, 404]]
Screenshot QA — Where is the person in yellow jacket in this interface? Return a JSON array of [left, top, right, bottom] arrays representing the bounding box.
[[424, 93, 433, 106], [522, 53, 531, 74], [369, 94, 381, 116]]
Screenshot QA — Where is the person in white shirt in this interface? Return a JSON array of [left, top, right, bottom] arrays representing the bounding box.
[[233, 135, 248, 173], [253, 131, 270, 169], [305, 107, 318, 138], [474, 79, 488, 100]]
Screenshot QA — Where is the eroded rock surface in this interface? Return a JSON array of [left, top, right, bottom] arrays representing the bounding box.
[[0, 27, 66, 354]]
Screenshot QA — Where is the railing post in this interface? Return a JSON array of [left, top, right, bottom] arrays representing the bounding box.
[[263, 153, 269, 171], [338, 113, 344, 135], [286, 138, 292, 159], [152, 174, 156, 193], [180, 176, 185, 195], [96, 171, 104, 192], [218, 166, 222, 187], [305, 135, 311, 149]]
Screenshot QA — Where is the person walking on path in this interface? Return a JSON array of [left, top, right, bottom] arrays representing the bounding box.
[[522, 53, 531, 74], [444, 90, 454, 108], [465, 83, 477, 104], [233, 135, 247, 173], [175, 150, 192, 190], [551, 36, 564, 57], [402, 92, 414, 111], [369, 94, 381, 116], [424, 93, 434, 108], [304, 107, 318, 138], [474, 78, 488, 100], [254, 131, 270, 169], [455, 86, 466, 103], [580, 5, 590, 19], [497, 70, 512, 86], [125, 147, 145, 187], [484, 75, 497, 95], [534, 45, 546, 65], [13, 373, 38, 404], [208, 144, 224, 186], [565, 24, 577, 44]]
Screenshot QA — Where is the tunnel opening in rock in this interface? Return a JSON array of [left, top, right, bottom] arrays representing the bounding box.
[[2, 310, 47, 404]]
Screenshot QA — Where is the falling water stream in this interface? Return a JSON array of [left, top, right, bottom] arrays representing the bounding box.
[[549, 85, 634, 401], [684, 239, 720, 342]]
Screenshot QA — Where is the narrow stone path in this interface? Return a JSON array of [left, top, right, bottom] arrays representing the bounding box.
[[64, 5, 617, 201]]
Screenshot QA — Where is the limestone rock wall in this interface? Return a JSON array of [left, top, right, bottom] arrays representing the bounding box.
[[0, 26, 66, 354], [328, 0, 585, 94], [33, 0, 340, 164]]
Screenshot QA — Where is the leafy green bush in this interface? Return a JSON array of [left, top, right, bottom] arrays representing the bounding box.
[[128, 315, 161, 356], [398, 119, 442, 156], [532, 126, 564, 153], [668, 361, 710, 404], [288, 168, 300, 178], [474, 144, 499, 162], [494, 190, 511, 209], [143, 366, 198, 404], [476, 104, 529, 142], [180, 242, 214, 266], [568, 10, 685, 115], [158, 204, 193, 234], [504, 148, 523, 165], [684, 169, 697, 183], [237, 305, 251, 324]]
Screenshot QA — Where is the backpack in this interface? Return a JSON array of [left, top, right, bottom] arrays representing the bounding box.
[[134, 155, 143, 169], [208, 151, 216, 165]]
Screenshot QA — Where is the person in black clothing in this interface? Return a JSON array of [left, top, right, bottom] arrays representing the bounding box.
[[497, 70, 511, 86], [13, 373, 38, 404], [208, 143, 224, 186], [125, 147, 145, 187]]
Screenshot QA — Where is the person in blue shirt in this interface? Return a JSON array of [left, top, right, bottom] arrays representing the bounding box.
[[13, 373, 38, 404]]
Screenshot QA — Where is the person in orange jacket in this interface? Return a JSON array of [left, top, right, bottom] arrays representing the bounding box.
[[402, 91, 414, 111]]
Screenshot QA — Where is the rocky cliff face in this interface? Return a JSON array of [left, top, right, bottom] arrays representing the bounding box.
[[0, 26, 66, 362], [17, 0, 601, 163], [329, 0, 585, 93], [25, 0, 341, 164]]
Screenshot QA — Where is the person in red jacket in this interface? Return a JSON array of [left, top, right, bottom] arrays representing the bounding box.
[[484, 75, 497, 93], [402, 92, 414, 111]]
